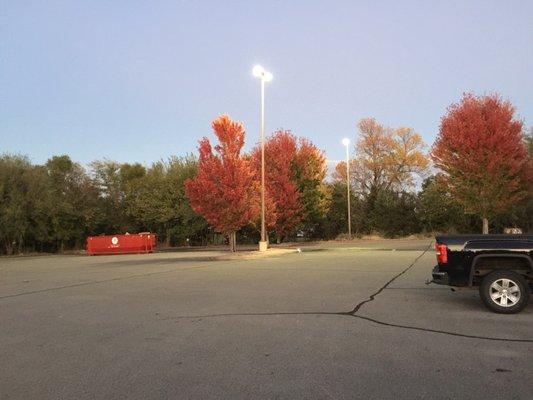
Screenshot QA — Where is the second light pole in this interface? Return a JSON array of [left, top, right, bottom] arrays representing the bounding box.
[[253, 65, 273, 252], [342, 138, 352, 239]]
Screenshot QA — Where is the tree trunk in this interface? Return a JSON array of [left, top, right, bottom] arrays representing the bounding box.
[[228, 231, 236, 252], [5, 241, 13, 256], [482, 217, 489, 234], [276, 234, 281, 244], [165, 228, 171, 248]]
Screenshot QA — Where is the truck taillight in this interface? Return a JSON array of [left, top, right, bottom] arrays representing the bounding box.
[[435, 243, 448, 264]]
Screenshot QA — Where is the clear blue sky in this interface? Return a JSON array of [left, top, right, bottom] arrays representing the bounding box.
[[1, 1, 532, 167]]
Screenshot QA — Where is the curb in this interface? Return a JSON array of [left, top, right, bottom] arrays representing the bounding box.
[[215, 248, 299, 261]]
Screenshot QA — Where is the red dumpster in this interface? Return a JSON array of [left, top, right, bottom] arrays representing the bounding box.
[[86, 233, 157, 255], [139, 232, 157, 249]]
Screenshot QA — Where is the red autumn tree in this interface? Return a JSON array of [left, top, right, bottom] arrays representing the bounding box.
[[252, 130, 302, 242], [185, 115, 259, 251], [431, 93, 529, 234], [247, 150, 278, 235]]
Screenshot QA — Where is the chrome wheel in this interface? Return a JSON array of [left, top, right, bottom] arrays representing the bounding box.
[[489, 278, 521, 307]]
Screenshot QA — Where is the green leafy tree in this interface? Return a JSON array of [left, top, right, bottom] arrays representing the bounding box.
[[292, 138, 331, 237], [417, 176, 479, 234], [0, 155, 48, 254], [130, 156, 207, 246], [44, 155, 100, 251], [321, 181, 365, 239], [90, 159, 127, 233], [371, 190, 420, 237]]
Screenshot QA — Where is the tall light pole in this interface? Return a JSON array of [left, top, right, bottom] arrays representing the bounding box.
[[253, 65, 273, 252], [342, 138, 352, 239]]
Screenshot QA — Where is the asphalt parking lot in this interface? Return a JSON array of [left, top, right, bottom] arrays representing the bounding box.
[[1, 240, 532, 399]]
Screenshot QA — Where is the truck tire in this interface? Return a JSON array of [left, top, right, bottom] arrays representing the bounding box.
[[479, 270, 530, 314]]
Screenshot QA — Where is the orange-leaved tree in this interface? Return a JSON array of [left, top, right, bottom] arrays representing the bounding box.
[[331, 159, 358, 187], [252, 130, 302, 243], [185, 115, 258, 251], [431, 93, 529, 234], [353, 118, 428, 195]]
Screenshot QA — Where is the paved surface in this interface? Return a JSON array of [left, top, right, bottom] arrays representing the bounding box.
[[1, 240, 532, 399]]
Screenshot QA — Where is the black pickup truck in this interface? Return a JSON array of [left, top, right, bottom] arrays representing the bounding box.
[[431, 235, 533, 313]]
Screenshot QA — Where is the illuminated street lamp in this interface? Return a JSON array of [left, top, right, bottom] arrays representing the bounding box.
[[253, 65, 273, 252], [342, 138, 352, 239]]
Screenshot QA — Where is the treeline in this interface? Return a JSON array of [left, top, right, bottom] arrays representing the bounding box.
[[1, 93, 531, 254], [0, 154, 208, 254], [324, 113, 532, 239], [325, 176, 531, 240]]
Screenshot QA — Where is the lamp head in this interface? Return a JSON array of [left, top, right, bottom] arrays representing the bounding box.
[[342, 138, 350, 146], [263, 71, 273, 82], [252, 65, 273, 82], [252, 65, 265, 77]]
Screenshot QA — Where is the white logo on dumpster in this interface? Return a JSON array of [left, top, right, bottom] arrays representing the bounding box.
[[111, 237, 118, 245]]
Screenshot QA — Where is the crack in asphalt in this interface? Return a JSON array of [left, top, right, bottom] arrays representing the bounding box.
[[170, 312, 533, 343], [168, 311, 344, 320], [344, 242, 433, 315], [349, 314, 533, 343], [167, 244, 533, 344]]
